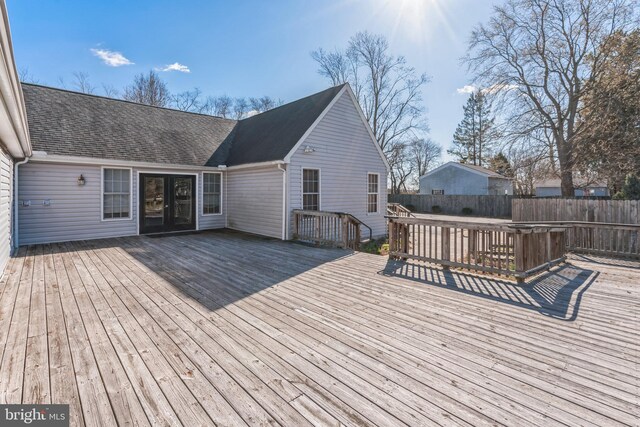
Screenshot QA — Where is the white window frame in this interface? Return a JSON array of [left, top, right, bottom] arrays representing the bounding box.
[[101, 167, 133, 222], [367, 172, 380, 215], [432, 189, 445, 195], [202, 172, 223, 216], [301, 168, 321, 211]]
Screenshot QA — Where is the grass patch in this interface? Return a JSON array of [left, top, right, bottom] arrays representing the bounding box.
[[360, 237, 389, 255]]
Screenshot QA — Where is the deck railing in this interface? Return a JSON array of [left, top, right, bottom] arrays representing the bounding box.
[[387, 203, 415, 218], [515, 221, 640, 259], [293, 210, 371, 250], [388, 217, 568, 283]]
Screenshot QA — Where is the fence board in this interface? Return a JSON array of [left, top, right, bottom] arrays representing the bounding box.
[[389, 195, 513, 218], [512, 199, 640, 224]]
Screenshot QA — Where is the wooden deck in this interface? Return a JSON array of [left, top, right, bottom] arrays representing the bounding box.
[[0, 230, 638, 426]]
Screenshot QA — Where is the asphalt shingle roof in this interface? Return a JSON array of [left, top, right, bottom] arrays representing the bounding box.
[[21, 83, 346, 167]]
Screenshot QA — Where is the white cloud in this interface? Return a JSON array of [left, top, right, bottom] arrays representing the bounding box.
[[157, 62, 191, 73], [90, 48, 133, 67], [456, 83, 519, 95], [483, 83, 519, 94], [456, 85, 476, 94]]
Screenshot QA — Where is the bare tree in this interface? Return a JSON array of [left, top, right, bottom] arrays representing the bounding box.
[[172, 88, 202, 112], [101, 84, 120, 98], [313, 31, 428, 154], [249, 96, 282, 114], [123, 71, 171, 107], [466, 0, 637, 196], [312, 31, 429, 194], [212, 95, 233, 118], [18, 67, 39, 84], [387, 143, 414, 194], [233, 97, 249, 119], [72, 71, 96, 94], [410, 138, 441, 186]]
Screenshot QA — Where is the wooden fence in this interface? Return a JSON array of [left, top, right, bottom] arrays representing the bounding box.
[[513, 199, 640, 223], [389, 194, 513, 218], [388, 217, 567, 283]]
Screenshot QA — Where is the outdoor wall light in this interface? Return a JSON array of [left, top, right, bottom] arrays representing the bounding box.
[[303, 145, 316, 154], [77, 174, 86, 186]]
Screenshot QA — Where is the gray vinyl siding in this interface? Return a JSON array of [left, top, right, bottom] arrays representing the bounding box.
[[18, 161, 226, 245], [226, 166, 283, 239], [0, 148, 13, 273], [488, 177, 514, 195], [288, 91, 388, 238], [420, 166, 490, 196]]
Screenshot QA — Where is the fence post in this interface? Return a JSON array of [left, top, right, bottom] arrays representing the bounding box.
[[293, 211, 299, 239]]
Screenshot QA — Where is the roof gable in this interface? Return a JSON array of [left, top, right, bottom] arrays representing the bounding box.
[[215, 84, 347, 166]]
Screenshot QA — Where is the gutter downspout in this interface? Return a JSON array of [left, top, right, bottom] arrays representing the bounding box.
[[277, 163, 287, 240], [13, 156, 30, 250]]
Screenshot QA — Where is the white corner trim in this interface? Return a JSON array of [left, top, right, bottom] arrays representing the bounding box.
[[343, 85, 391, 172], [283, 85, 348, 163]]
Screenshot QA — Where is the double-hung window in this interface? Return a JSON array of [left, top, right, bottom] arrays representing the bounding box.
[[203, 173, 222, 214], [367, 173, 379, 213], [103, 168, 131, 220], [302, 169, 320, 211]]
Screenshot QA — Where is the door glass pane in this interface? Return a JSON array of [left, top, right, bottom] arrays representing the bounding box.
[[174, 177, 193, 225], [144, 177, 165, 226]]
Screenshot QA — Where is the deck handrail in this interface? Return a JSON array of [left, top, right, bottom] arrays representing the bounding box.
[[387, 203, 415, 217], [387, 216, 568, 283], [514, 221, 640, 258], [292, 209, 371, 250]]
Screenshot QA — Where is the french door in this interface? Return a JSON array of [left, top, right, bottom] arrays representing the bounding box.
[[139, 174, 196, 234]]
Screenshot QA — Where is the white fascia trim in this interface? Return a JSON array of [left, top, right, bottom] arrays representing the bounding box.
[[29, 152, 225, 171], [343, 85, 391, 173], [282, 85, 348, 163], [224, 160, 286, 171]]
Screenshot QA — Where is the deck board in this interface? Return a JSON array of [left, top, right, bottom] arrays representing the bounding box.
[[0, 230, 638, 426]]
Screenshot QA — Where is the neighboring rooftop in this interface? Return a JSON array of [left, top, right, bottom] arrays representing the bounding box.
[[423, 161, 512, 179], [21, 82, 347, 167]]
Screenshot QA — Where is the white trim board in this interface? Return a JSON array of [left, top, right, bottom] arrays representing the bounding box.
[[30, 152, 225, 171]]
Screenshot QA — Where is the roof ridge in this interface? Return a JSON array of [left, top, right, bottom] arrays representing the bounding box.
[[238, 83, 347, 122], [20, 82, 238, 122]]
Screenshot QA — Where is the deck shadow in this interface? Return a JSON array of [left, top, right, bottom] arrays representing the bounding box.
[[81, 229, 353, 314], [381, 260, 598, 321]]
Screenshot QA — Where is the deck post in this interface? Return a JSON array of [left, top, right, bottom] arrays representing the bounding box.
[[441, 227, 451, 269], [341, 215, 349, 249]]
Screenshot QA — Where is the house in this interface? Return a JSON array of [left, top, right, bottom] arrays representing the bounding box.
[[15, 82, 389, 250], [534, 179, 610, 197], [0, 0, 32, 274], [419, 161, 513, 196]]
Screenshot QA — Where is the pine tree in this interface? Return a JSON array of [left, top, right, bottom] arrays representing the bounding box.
[[488, 152, 514, 177], [448, 90, 497, 166]]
